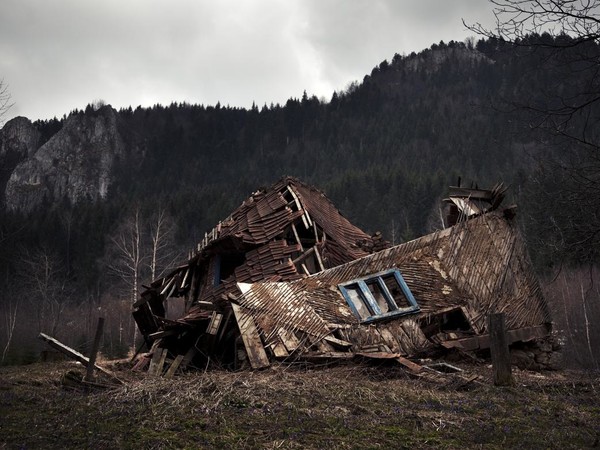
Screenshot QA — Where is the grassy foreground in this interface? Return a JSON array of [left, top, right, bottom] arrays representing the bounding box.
[[1, 360, 599, 449]]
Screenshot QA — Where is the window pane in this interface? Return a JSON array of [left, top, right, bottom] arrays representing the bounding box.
[[346, 285, 371, 319], [366, 280, 389, 313], [381, 274, 407, 307]]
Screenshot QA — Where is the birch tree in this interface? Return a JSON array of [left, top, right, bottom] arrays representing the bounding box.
[[107, 207, 179, 349], [107, 208, 145, 349], [148, 207, 179, 281]]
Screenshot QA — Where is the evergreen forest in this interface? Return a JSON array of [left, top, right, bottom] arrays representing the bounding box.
[[1, 35, 599, 369]]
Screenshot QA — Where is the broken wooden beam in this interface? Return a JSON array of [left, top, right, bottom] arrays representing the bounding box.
[[148, 347, 165, 375], [231, 303, 270, 369], [164, 354, 185, 379], [148, 329, 178, 340], [38, 333, 122, 384], [84, 317, 105, 382], [488, 313, 513, 386], [323, 335, 352, 348]]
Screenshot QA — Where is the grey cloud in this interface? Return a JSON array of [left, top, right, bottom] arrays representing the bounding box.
[[0, 0, 496, 122]]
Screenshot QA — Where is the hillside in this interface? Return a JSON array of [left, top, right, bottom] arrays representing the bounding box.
[[0, 35, 598, 365]]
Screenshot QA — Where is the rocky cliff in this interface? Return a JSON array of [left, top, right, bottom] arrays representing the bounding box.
[[3, 105, 125, 212], [0, 116, 42, 205]]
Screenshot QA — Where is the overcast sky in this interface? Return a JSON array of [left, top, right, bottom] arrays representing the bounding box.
[[0, 0, 495, 123]]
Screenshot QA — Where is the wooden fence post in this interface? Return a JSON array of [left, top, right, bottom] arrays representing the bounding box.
[[85, 317, 105, 382], [488, 313, 513, 386]]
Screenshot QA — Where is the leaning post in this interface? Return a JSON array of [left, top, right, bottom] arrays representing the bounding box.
[[85, 317, 105, 382], [488, 313, 513, 386]]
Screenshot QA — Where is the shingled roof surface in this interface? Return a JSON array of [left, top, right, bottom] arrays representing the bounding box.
[[238, 209, 549, 337], [197, 176, 374, 263]]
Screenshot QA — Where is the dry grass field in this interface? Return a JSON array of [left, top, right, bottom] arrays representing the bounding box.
[[1, 360, 599, 449]]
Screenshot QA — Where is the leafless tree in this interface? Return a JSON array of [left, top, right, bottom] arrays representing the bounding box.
[[148, 206, 179, 281], [0, 79, 13, 126], [467, 1, 600, 147], [470, 1, 600, 42], [107, 208, 145, 349], [107, 206, 179, 349], [148, 207, 180, 317], [17, 247, 71, 336], [1, 292, 19, 364], [467, 1, 600, 267]]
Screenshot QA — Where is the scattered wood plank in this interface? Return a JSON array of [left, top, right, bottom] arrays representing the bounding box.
[[396, 356, 424, 374], [164, 354, 185, 379], [156, 349, 168, 375], [231, 303, 270, 369], [180, 267, 190, 289], [132, 355, 151, 372], [148, 347, 163, 375], [38, 333, 122, 384], [439, 324, 549, 352]]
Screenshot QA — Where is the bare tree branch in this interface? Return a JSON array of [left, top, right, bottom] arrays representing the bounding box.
[[0, 79, 14, 126]]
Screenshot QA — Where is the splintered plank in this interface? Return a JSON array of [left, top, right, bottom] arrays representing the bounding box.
[[156, 349, 168, 375], [164, 354, 185, 379], [395, 356, 424, 374], [148, 347, 165, 375], [38, 333, 122, 384], [231, 303, 270, 369]]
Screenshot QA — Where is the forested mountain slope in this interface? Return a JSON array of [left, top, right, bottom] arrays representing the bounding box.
[[1, 36, 593, 362]]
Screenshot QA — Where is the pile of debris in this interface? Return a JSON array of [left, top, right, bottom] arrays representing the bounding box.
[[130, 177, 554, 377]]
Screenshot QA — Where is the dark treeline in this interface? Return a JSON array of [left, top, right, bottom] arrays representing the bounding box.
[[1, 35, 598, 366]]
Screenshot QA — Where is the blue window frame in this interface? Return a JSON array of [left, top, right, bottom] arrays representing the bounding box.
[[339, 269, 419, 323]]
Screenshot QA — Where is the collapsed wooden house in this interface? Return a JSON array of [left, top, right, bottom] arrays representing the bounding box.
[[133, 177, 552, 375]]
